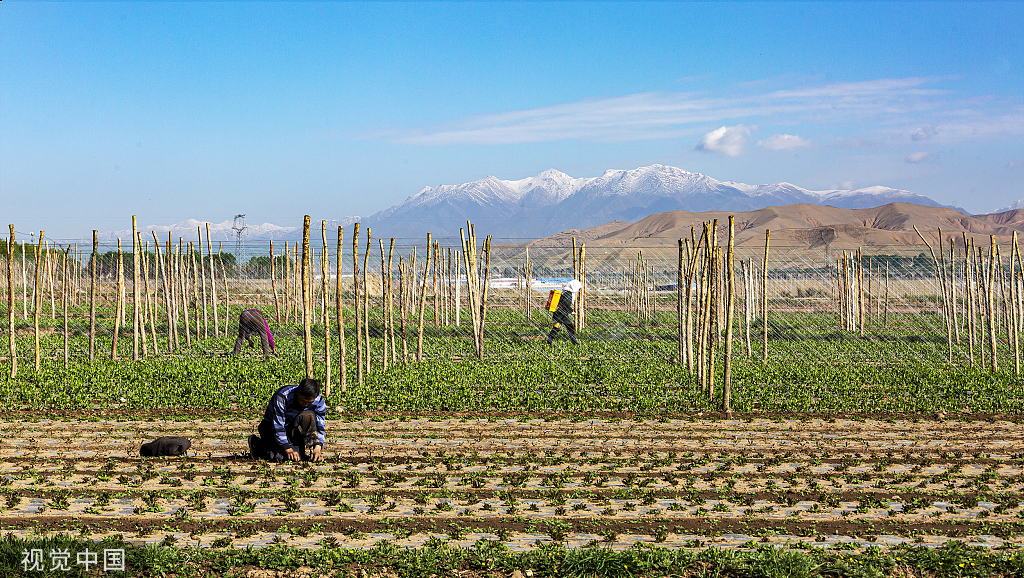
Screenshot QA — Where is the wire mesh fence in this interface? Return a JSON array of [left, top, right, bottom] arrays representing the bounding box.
[[3, 219, 1024, 406]]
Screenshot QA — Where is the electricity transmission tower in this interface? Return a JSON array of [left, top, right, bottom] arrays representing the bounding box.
[[231, 214, 247, 256]]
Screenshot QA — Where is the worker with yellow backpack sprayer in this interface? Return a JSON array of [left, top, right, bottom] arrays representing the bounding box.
[[546, 279, 582, 345]]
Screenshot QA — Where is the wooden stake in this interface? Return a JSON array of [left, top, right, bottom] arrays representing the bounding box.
[[7, 225, 16, 378], [206, 223, 218, 337], [387, 238, 396, 363], [111, 237, 123, 359], [989, 236, 998, 372], [723, 216, 736, 413], [762, 229, 770, 362], [321, 221, 331, 392], [362, 228, 371, 372], [152, 232, 172, 352], [913, 226, 952, 362], [416, 233, 432, 362], [378, 239, 388, 372], [677, 238, 684, 364], [270, 241, 281, 325], [399, 256, 409, 361], [137, 234, 149, 357], [352, 223, 363, 386], [335, 225, 347, 394], [284, 241, 291, 324], [198, 226, 209, 339], [142, 239, 158, 356], [62, 246, 70, 367], [301, 215, 313, 379], [190, 242, 201, 343]]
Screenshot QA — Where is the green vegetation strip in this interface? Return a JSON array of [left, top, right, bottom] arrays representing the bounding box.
[[7, 324, 1024, 415], [3, 535, 1024, 578]]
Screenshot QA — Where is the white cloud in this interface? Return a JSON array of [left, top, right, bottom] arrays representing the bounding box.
[[757, 134, 812, 151], [905, 151, 932, 163], [912, 125, 938, 141], [696, 125, 751, 157], [363, 76, 1022, 146]]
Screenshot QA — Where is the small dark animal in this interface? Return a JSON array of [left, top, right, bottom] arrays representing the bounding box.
[[140, 436, 192, 457]]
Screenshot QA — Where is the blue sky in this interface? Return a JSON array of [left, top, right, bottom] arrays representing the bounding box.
[[3, 2, 1023, 240]]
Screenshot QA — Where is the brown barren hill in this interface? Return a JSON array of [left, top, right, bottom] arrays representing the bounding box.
[[512, 202, 1024, 262]]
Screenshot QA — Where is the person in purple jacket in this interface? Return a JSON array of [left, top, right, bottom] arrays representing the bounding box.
[[248, 378, 326, 462], [233, 308, 276, 357]]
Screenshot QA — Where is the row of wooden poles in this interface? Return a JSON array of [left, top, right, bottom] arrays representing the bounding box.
[[14, 213, 1019, 407], [5, 219, 236, 376], [672, 217, 771, 412], [4, 217, 593, 395], [913, 227, 1024, 374]]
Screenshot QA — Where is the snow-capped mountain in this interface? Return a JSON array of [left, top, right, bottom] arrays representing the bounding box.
[[92, 165, 947, 247], [94, 217, 359, 245], [364, 164, 947, 240], [996, 199, 1024, 213]]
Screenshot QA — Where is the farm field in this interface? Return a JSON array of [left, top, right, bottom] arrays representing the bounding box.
[[4, 413, 1024, 576], [7, 235, 1024, 575]]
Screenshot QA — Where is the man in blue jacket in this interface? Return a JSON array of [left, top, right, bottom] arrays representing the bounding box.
[[248, 378, 326, 462]]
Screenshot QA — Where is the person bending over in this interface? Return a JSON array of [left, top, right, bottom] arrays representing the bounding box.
[[547, 279, 582, 345], [248, 378, 326, 462], [233, 308, 276, 357]]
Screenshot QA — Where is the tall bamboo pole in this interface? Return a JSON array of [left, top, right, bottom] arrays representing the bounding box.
[[32, 232, 44, 371], [352, 224, 363, 386], [399, 256, 409, 361], [378, 239, 389, 372], [301, 216, 313, 379], [857, 248, 865, 337], [219, 242, 229, 332], [964, 234, 975, 364], [416, 233, 432, 362], [578, 243, 586, 331], [950, 239, 960, 344], [7, 226, 16, 378], [89, 231, 97, 361], [111, 237, 123, 359], [387, 238, 397, 363], [190, 242, 201, 343], [137, 234, 149, 357], [131, 218, 141, 360], [198, 226, 209, 339], [762, 229, 770, 362], [432, 242, 440, 327], [284, 241, 291, 324], [1014, 232, 1022, 376], [152, 232, 172, 352], [723, 216, 736, 413], [914, 226, 952, 362], [206, 223, 218, 337], [989, 236, 998, 372], [62, 247, 70, 367], [708, 245, 720, 401], [677, 238, 684, 364], [362, 228, 371, 372], [179, 239, 191, 347], [479, 235, 492, 358], [142, 239, 158, 356], [47, 242, 55, 320], [336, 225, 347, 394], [321, 221, 331, 391], [271, 241, 281, 325], [744, 258, 752, 357]]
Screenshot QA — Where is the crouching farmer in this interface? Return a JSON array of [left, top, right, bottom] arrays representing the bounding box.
[[248, 378, 326, 462], [233, 308, 276, 357]]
